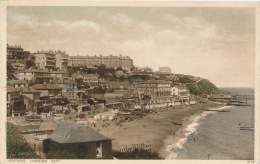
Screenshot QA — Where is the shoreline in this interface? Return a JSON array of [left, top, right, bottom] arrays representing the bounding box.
[[161, 105, 232, 159]]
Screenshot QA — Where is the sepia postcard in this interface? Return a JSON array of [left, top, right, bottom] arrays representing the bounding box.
[[0, 0, 259, 164]]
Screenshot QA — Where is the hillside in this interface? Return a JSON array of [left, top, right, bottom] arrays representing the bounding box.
[[176, 74, 219, 95]]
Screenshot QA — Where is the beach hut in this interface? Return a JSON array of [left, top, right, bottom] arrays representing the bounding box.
[[43, 121, 112, 159]]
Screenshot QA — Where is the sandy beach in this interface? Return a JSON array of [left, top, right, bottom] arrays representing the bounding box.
[[94, 102, 224, 159]]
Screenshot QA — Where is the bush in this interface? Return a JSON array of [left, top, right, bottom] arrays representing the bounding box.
[[6, 123, 37, 159], [45, 150, 78, 159], [113, 148, 161, 159]]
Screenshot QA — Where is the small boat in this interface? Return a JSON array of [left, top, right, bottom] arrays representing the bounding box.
[[240, 127, 254, 131]]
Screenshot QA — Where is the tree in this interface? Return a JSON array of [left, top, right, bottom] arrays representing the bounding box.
[[7, 62, 17, 80], [88, 98, 95, 105], [7, 123, 37, 159], [25, 60, 35, 69], [116, 66, 123, 71], [97, 64, 106, 78], [7, 62, 14, 71]]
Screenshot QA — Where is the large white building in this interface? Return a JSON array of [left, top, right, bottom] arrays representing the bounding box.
[[158, 66, 171, 74], [68, 54, 133, 70]]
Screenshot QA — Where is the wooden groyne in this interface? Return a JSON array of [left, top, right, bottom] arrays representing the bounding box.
[[203, 108, 230, 112]]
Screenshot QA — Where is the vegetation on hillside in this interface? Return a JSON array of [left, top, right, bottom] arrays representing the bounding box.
[[178, 76, 196, 84], [7, 62, 17, 80], [187, 79, 219, 95], [7, 123, 37, 159]]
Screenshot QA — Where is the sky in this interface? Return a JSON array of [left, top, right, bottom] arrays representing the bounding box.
[[7, 6, 256, 87]]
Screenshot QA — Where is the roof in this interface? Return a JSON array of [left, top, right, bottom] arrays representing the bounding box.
[[31, 84, 63, 90], [39, 122, 57, 131], [7, 80, 27, 85], [19, 87, 41, 93], [6, 86, 18, 93], [17, 69, 47, 73], [142, 80, 172, 84], [47, 121, 111, 144], [49, 71, 68, 74]]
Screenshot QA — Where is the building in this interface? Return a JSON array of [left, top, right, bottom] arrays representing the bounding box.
[[136, 67, 153, 73], [72, 72, 108, 89], [109, 81, 130, 90], [78, 103, 107, 118], [170, 86, 179, 96], [20, 87, 41, 113], [7, 80, 28, 89], [34, 50, 56, 71], [49, 71, 69, 83], [115, 70, 124, 78], [6, 86, 26, 116], [54, 50, 69, 71], [15, 69, 53, 84], [57, 79, 77, 93], [7, 44, 30, 65], [43, 121, 112, 159], [158, 66, 171, 74], [31, 83, 63, 97], [98, 79, 109, 89], [137, 80, 172, 98], [68, 54, 133, 70], [178, 87, 190, 98], [83, 74, 99, 87]]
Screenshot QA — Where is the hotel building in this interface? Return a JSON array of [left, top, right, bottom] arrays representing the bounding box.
[[68, 54, 133, 70]]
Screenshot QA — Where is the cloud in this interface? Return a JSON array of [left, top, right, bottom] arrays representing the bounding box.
[[7, 7, 255, 87]]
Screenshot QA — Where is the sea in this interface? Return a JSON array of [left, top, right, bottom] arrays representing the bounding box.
[[166, 88, 254, 160]]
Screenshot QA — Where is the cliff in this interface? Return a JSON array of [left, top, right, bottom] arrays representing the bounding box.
[[176, 74, 219, 95]]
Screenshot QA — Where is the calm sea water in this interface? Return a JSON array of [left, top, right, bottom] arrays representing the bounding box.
[[168, 88, 254, 160]]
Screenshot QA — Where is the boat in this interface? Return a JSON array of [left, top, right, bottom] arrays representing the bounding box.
[[240, 127, 254, 131]]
